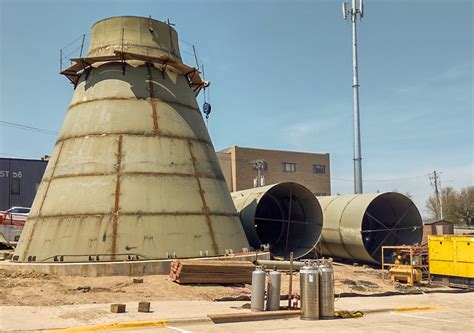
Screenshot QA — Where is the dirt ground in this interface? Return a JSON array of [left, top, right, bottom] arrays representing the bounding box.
[[0, 262, 446, 306]]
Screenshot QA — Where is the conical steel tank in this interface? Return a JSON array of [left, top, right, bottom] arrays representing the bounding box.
[[317, 192, 423, 264], [13, 16, 250, 263]]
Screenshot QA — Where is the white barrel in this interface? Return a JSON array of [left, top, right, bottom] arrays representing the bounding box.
[[251, 266, 266, 312], [300, 264, 319, 320], [266, 270, 282, 311], [319, 260, 335, 318]]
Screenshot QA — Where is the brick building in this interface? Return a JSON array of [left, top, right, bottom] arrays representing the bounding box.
[[216, 146, 331, 195]]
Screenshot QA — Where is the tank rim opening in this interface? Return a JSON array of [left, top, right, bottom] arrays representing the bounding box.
[[361, 192, 423, 263], [253, 182, 323, 259]]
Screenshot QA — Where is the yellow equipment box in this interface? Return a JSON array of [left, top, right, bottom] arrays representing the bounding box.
[[429, 235, 474, 279]]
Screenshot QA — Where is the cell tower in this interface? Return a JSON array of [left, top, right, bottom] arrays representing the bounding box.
[[342, 0, 364, 194]]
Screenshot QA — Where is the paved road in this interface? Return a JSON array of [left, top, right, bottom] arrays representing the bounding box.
[[122, 293, 474, 333], [1, 292, 473, 332], [129, 306, 473, 333]]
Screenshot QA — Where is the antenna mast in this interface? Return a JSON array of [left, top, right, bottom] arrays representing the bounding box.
[[343, 0, 364, 194]]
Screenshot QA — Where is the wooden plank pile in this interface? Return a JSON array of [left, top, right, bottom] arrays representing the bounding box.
[[170, 260, 255, 284]]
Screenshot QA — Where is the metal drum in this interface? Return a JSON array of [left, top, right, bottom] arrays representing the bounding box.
[[316, 193, 423, 264], [266, 270, 282, 311], [300, 264, 319, 320], [319, 259, 335, 318], [231, 182, 324, 259], [251, 266, 266, 312]]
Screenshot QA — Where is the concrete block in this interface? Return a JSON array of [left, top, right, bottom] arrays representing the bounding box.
[[110, 304, 126, 313], [138, 301, 151, 313]]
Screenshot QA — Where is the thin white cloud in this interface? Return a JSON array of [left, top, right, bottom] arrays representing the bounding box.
[[394, 62, 472, 95]]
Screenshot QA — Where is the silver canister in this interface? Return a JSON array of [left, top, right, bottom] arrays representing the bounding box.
[[251, 266, 266, 311], [266, 270, 282, 311], [300, 264, 319, 320], [319, 259, 335, 318]]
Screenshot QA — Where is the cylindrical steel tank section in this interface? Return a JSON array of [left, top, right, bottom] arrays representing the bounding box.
[[318, 192, 423, 264], [13, 16, 250, 263], [251, 266, 266, 312], [232, 183, 323, 259], [318, 260, 335, 318], [266, 270, 282, 311], [300, 264, 319, 320]]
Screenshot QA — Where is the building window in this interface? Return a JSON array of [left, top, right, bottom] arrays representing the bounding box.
[[313, 164, 326, 174], [282, 162, 296, 172], [11, 179, 20, 195]]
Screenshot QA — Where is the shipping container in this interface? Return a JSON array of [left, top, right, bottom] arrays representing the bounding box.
[[0, 158, 48, 211]]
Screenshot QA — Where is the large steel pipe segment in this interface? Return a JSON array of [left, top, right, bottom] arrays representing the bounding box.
[[318, 192, 423, 264], [232, 183, 323, 259]]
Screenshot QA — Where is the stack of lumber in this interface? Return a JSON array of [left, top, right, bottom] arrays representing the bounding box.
[[170, 260, 255, 284]]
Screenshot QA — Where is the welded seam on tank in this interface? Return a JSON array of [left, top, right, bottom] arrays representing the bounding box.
[[338, 196, 363, 260], [26, 212, 239, 220], [322, 196, 358, 260], [55, 133, 212, 146], [318, 196, 340, 257], [67, 97, 201, 115], [111, 135, 123, 260], [42, 171, 226, 182], [187, 140, 219, 255], [146, 63, 159, 133], [22, 142, 65, 260], [319, 228, 336, 257]]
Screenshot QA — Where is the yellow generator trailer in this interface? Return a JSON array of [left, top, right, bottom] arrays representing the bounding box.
[[429, 235, 474, 289]]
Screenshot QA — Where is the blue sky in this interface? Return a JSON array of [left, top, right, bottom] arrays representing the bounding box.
[[0, 0, 472, 217]]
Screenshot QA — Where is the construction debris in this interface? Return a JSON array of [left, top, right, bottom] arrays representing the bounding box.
[[170, 260, 255, 284], [72, 286, 91, 293], [334, 310, 364, 318]]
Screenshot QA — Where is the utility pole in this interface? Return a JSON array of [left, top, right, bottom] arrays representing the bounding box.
[[343, 0, 364, 194], [429, 171, 443, 219]]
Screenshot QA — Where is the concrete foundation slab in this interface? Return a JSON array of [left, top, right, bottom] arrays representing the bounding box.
[[0, 252, 269, 277]]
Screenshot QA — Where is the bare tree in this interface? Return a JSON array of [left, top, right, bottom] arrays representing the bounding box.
[[426, 194, 441, 220], [425, 186, 474, 225], [456, 186, 474, 226]]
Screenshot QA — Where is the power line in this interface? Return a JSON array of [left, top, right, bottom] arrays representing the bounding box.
[[331, 175, 425, 183], [60, 33, 88, 50], [0, 120, 59, 136], [0, 152, 36, 159]]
